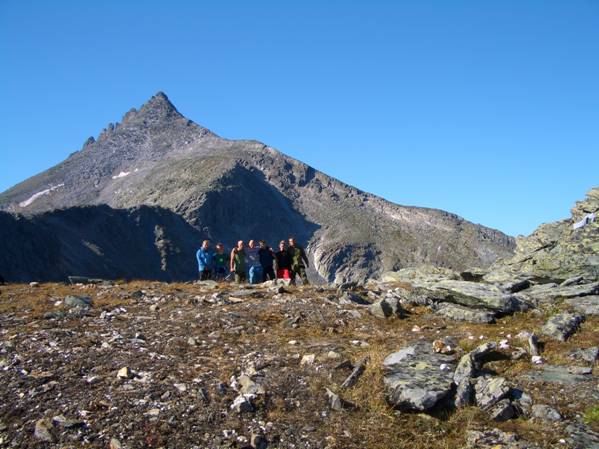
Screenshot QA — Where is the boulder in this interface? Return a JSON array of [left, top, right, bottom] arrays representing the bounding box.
[[487, 398, 516, 422], [64, 295, 92, 308], [474, 376, 511, 409], [531, 404, 562, 422], [382, 340, 456, 412], [434, 303, 495, 323], [541, 313, 584, 341], [566, 295, 599, 316], [568, 347, 599, 363], [515, 282, 599, 306], [454, 342, 497, 384], [369, 297, 405, 319], [416, 280, 528, 313]]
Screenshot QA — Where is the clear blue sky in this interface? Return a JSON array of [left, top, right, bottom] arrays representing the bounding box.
[[1, 1, 598, 236]]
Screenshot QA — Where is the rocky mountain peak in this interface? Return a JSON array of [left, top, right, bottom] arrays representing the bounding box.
[[122, 91, 183, 125]]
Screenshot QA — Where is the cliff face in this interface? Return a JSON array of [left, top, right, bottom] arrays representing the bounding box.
[[0, 92, 515, 282]]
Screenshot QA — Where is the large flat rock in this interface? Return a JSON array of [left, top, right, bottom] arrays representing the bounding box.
[[416, 280, 527, 313], [566, 295, 599, 315], [382, 340, 456, 412]]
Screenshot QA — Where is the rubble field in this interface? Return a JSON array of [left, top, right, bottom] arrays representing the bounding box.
[[0, 279, 598, 449]]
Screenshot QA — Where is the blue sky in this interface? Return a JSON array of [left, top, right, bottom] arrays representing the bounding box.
[[1, 1, 598, 236]]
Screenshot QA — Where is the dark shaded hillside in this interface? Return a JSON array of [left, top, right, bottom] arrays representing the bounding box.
[[0, 205, 203, 282]]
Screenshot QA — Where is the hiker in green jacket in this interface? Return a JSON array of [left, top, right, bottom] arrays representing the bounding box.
[[230, 240, 247, 283], [288, 237, 310, 285]]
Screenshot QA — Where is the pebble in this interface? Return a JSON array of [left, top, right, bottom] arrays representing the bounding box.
[[301, 354, 316, 365], [34, 419, 56, 442], [117, 367, 134, 379]]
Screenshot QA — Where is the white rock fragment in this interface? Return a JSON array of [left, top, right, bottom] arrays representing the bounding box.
[[531, 355, 544, 365], [301, 354, 316, 365]]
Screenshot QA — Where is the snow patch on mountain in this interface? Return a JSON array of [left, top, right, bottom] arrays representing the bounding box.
[[112, 171, 131, 179], [19, 184, 64, 208]]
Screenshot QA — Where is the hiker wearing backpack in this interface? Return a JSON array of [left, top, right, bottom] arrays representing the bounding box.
[[259, 240, 276, 282], [245, 240, 263, 284], [230, 240, 247, 283], [196, 240, 214, 281], [288, 237, 310, 285], [212, 242, 227, 281]]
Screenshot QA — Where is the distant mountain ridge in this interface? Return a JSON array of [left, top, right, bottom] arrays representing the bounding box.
[[0, 92, 515, 282]]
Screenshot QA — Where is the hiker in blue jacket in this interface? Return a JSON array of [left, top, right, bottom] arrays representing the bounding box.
[[196, 240, 214, 280]]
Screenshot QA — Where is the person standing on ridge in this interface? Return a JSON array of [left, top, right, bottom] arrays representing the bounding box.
[[196, 240, 213, 281], [212, 242, 227, 281], [230, 240, 247, 284], [275, 240, 292, 280], [245, 240, 263, 284], [259, 240, 276, 282], [288, 237, 310, 285]]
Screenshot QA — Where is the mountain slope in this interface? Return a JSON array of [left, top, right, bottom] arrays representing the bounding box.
[[0, 92, 515, 282]]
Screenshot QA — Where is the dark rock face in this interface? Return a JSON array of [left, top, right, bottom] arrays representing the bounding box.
[[0, 205, 202, 282], [0, 92, 515, 282]]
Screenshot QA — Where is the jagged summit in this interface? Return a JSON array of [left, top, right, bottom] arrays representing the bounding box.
[[0, 94, 516, 283]]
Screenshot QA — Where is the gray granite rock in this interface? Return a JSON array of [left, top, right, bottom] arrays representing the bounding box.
[[531, 404, 562, 422], [383, 340, 456, 412], [416, 280, 529, 313], [487, 398, 516, 421], [433, 302, 496, 323], [522, 364, 594, 385], [463, 428, 541, 449], [453, 342, 497, 384], [369, 296, 405, 319], [474, 376, 510, 409], [566, 295, 599, 315], [453, 378, 474, 408], [565, 423, 599, 449], [541, 312, 584, 341], [569, 347, 599, 363], [64, 295, 92, 308]]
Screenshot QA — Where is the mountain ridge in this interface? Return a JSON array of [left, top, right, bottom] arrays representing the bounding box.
[[0, 92, 516, 282]]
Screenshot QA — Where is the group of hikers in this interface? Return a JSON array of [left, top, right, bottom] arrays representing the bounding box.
[[196, 237, 310, 285]]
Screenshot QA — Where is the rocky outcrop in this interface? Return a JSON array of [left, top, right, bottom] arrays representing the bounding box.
[[486, 187, 599, 283]]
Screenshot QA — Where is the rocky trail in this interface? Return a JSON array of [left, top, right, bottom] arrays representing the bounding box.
[[0, 271, 598, 449]]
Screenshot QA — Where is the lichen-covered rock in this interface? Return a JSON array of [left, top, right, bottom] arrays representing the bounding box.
[[433, 302, 496, 323], [382, 340, 456, 412], [369, 297, 405, 319], [487, 187, 599, 283], [463, 428, 542, 449], [515, 282, 599, 306], [541, 313, 584, 341], [487, 398, 516, 421], [566, 295, 599, 316], [415, 280, 527, 313], [568, 347, 599, 363], [454, 342, 497, 384], [475, 376, 510, 409], [531, 404, 562, 422]]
